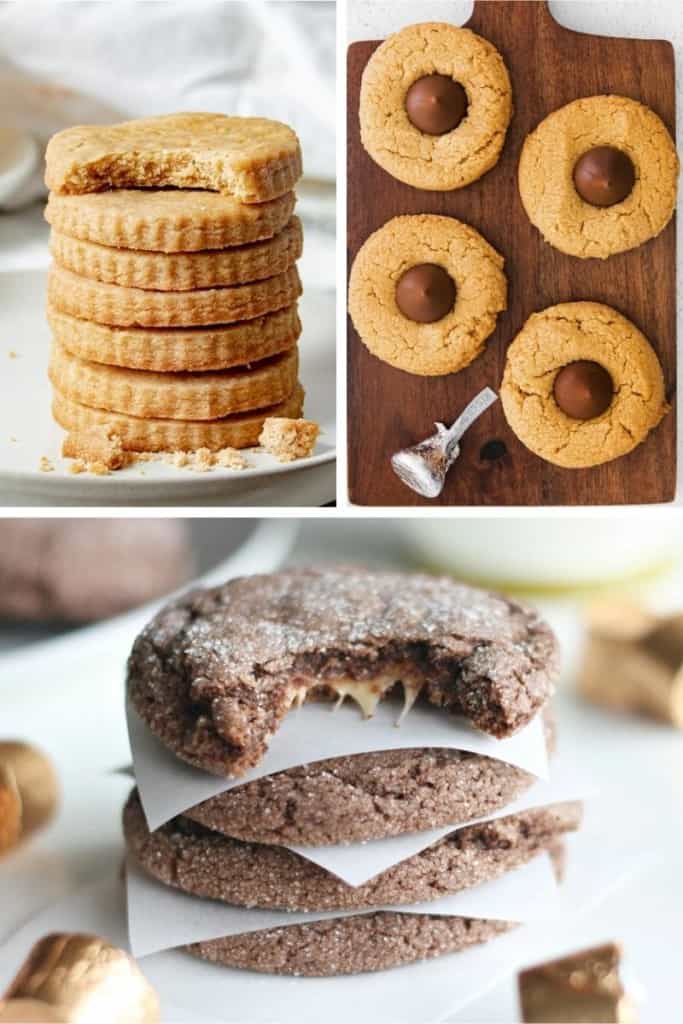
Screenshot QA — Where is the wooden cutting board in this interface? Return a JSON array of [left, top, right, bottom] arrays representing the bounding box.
[[347, 0, 676, 506]]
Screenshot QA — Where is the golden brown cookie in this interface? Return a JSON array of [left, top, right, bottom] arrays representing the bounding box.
[[49, 217, 303, 291], [47, 304, 301, 373], [52, 384, 305, 453], [49, 341, 299, 420], [45, 113, 302, 203], [519, 95, 679, 259], [500, 302, 669, 468], [348, 214, 506, 376], [45, 190, 296, 253], [359, 23, 512, 190], [48, 263, 302, 328]]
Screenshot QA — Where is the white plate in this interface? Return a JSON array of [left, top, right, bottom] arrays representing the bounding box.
[[0, 270, 335, 505]]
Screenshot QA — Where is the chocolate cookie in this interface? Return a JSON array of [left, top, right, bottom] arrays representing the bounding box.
[[188, 913, 515, 976], [0, 519, 191, 622], [182, 715, 554, 845], [126, 568, 558, 776], [123, 789, 580, 912]]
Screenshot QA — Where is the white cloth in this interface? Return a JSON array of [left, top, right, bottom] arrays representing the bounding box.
[[0, 0, 336, 207]]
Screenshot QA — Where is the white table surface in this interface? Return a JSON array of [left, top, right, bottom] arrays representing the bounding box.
[[0, 518, 682, 1021], [347, 0, 683, 505]]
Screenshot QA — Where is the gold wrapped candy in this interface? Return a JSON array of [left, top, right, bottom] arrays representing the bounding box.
[[0, 741, 59, 855], [580, 602, 683, 727], [518, 942, 638, 1023], [0, 765, 21, 855], [0, 933, 160, 1023]]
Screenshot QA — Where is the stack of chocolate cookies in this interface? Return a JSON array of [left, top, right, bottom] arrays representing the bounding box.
[[43, 113, 305, 456], [124, 567, 581, 976]]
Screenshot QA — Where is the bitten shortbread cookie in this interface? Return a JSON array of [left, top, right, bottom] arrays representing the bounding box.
[[349, 214, 506, 376], [45, 190, 297, 253], [360, 23, 512, 190], [127, 566, 558, 776], [47, 264, 302, 328], [45, 113, 302, 203], [519, 95, 679, 258], [500, 301, 669, 468], [124, 788, 581, 911], [49, 342, 299, 421], [52, 384, 305, 453], [49, 217, 303, 291]]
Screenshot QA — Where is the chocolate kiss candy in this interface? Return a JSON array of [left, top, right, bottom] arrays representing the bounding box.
[[553, 360, 614, 420], [405, 74, 467, 135], [573, 146, 635, 207], [395, 263, 456, 323]]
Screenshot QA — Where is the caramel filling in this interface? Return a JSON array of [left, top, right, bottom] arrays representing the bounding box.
[[288, 668, 424, 722]]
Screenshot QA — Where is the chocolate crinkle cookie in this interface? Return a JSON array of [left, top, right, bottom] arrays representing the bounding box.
[[0, 519, 192, 622], [127, 566, 558, 776], [184, 704, 555, 846]]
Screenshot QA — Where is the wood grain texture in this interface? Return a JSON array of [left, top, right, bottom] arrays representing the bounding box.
[[347, 0, 676, 506]]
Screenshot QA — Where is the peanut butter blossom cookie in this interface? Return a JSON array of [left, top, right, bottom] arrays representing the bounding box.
[[359, 22, 512, 190], [348, 214, 506, 376], [519, 95, 679, 258], [500, 302, 669, 468], [126, 566, 557, 776]]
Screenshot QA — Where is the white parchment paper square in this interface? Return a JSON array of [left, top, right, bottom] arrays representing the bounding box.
[[128, 699, 549, 831], [125, 852, 559, 958]]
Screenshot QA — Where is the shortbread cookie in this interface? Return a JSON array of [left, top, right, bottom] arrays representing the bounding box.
[[127, 567, 558, 775], [49, 217, 303, 291], [52, 384, 305, 453], [190, 913, 513, 976], [124, 788, 580, 911], [519, 96, 679, 258], [183, 711, 554, 844], [349, 215, 506, 376], [47, 304, 301, 373], [49, 342, 298, 420], [45, 190, 296, 253], [500, 302, 669, 468], [48, 264, 302, 328], [45, 113, 302, 203], [360, 23, 512, 190]]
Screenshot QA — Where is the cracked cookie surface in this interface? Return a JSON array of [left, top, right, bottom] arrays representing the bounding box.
[[519, 95, 679, 259], [45, 113, 302, 203], [359, 22, 512, 191], [500, 301, 669, 468], [348, 214, 506, 376]]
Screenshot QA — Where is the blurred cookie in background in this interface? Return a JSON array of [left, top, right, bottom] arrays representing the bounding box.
[[0, 519, 192, 622]]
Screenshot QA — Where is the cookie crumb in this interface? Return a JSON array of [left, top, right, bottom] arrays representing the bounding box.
[[215, 447, 249, 470], [69, 459, 86, 475], [63, 424, 126, 472], [8, 350, 18, 359], [259, 418, 319, 462], [39, 456, 54, 473]]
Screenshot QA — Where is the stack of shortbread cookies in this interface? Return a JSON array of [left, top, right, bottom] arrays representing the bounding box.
[[44, 113, 305, 456], [123, 567, 582, 977]]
